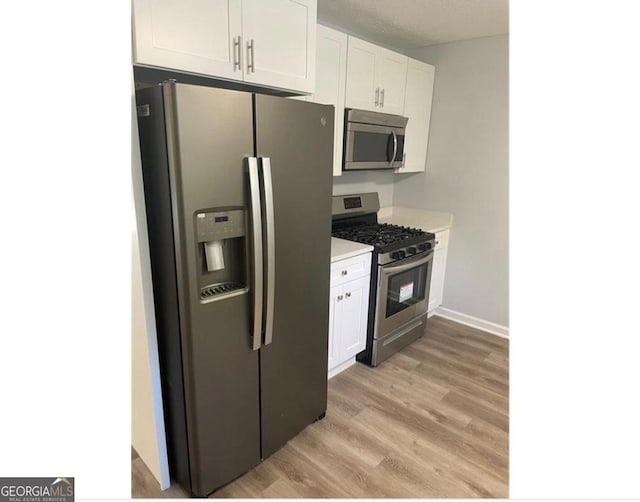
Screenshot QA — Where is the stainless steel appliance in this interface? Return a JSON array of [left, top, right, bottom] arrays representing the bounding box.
[[332, 193, 435, 366], [136, 81, 333, 496], [343, 108, 408, 170]]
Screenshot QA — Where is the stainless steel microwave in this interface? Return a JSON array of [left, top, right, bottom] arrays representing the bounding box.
[[343, 108, 408, 170]]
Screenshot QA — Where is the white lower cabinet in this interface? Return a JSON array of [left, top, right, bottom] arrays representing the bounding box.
[[336, 275, 369, 355], [328, 252, 371, 378], [428, 230, 450, 313]]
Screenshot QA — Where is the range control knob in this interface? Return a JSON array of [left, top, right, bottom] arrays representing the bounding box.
[[397, 250, 406, 259], [391, 251, 400, 260], [407, 247, 417, 255], [418, 243, 427, 252]]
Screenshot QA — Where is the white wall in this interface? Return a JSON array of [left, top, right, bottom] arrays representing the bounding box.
[[333, 171, 395, 206], [131, 83, 171, 489], [393, 35, 509, 327]]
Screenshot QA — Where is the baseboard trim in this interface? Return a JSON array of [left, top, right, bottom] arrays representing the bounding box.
[[328, 357, 356, 379], [432, 307, 509, 339]]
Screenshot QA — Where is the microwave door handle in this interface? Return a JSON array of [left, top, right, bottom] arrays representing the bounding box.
[[248, 157, 264, 351], [390, 130, 398, 166], [261, 157, 276, 346]]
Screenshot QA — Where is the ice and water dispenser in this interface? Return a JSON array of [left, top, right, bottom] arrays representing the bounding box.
[[195, 209, 248, 302]]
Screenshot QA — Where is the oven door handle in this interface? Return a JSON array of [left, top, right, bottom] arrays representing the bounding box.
[[390, 130, 398, 166], [381, 251, 433, 276]]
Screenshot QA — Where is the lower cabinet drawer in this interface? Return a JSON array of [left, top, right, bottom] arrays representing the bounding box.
[[330, 252, 372, 287]]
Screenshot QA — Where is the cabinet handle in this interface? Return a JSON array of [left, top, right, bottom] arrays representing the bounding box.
[[233, 36, 241, 71], [345, 292, 351, 298], [374, 87, 380, 107], [247, 39, 255, 73], [337, 295, 344, 301], [436, 241, 440, 245], [341, 270, 348, 276], [380, 88, 385, 107]]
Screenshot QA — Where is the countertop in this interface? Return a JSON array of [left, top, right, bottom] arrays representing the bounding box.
[[331, 237, 373, 263], [378, 206, 454, 234]]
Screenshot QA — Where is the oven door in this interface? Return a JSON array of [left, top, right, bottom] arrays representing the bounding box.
[[344, 122, 405, 170], [374, 251, 433, 339]]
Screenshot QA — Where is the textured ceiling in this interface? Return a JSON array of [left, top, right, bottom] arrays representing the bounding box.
[[318, 0, 509, 51]]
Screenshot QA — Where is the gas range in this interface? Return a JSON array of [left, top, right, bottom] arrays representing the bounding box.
[[332, 222, 434, 264], [331, 193, 435, 367]]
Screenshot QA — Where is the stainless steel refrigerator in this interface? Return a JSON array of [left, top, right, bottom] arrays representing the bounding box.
[[135, 81, 333, 496]]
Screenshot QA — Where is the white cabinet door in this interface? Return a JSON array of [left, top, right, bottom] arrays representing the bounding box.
[[328, 284, 343, 371], [308, 25, 347, 177], [345, 36, 378, 112], [328, 252, 372, 376], [241, 0, 317, 93], [339, 275, 370, 358], [429, 248, 447, 312], [346, 36, 408, 114], [375, 48, 408, 115], [132, 0, 243, 80], [397, 59, 434, 173]]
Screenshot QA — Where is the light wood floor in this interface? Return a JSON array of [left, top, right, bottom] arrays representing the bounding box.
[[132, 315, 509, 498]]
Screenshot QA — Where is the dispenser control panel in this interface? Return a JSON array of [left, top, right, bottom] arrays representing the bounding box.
[[196, 209, 245, 242]]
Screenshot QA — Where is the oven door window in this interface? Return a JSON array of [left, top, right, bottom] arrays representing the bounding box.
[[385, 263, 428, 317]]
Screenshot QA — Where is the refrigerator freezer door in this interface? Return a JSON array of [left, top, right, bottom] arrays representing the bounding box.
[[254, 95, 334, 458], [165, 83, 261, 495]]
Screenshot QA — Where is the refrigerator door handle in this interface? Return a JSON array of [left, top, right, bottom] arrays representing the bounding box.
[[260, 157, 276, 345], [248, 157, 264, 351]]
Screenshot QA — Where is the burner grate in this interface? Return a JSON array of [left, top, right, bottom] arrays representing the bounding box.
[[332, 223, 427, 250]]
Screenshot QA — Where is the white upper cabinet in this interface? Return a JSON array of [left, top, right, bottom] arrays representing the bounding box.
[[132, 0, 317, 94], [345, 36, 408, 114], [132, 0, 243, 80], [398, 58, 435, 173], [376, 48, 409, 115], [241, 0, 316, 93], [344, 37, 378, 112], [307, 25, 347, 176]]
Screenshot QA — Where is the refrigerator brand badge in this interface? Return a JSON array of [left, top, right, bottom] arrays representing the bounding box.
[[0, 478, 74, 502], [320, 116, 327, 127], [136, 104, 150, 117]]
